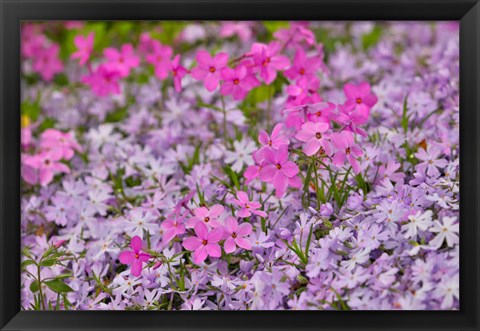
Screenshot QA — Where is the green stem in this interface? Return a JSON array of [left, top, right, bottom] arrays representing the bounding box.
[[37, 265, 46, 310]]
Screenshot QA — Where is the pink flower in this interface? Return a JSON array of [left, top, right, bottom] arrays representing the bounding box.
[[258, 123, 289, 150], [306, 101, 335, 124], [284, 48, 322, 86], [223, 216, 252, 253], [103, 43, 139, 78], [171, 55, 188, 92], [331, 131, 363, 174], [71, 32, 94, 65], [22, 149, 70, 186], [295, 121, 332, 156], [285, 79, 322, 110], [182, 222, 223, 264], [191, 50, 228, 92], [244, 151, 264, 185], [259, 146, 300, 198], [342, 82, 378, 124], [161, 214, 186, 243], [186, 204, 224, 228], [32, 44, 64, 81], [81, 64, 121, 97], [232, 191, 267, 218], [39, 129, 82, 160], [146, 41, 173, 79], [250, 42, 290, 84], [220, 65, 259, 100], [220, 22, 253, 42], [118, 236, 151, 277]]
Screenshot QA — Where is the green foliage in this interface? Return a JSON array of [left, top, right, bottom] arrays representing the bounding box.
[[362, 25, 384, 50], [44, 279, 74, 293]]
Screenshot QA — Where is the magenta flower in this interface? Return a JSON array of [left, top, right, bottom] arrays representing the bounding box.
[[331, 131, 363, 174], [22, 149, 70, 186], [343, 82, 378, 124], [118, 236, 151, 277], [81, 64, 121, 97], [32, 44, 64, 81], [232, 191, 267, 218], [71, 32, 94, 65], [146, 41, 173, 80], [220, 65, 259, 100], [306, 102, 335, 125], [223, 216, 253, 253], [39, 129, 82, 160], [161, 214, 186, 243], [250, 41, 290, 84], [171, 55, 188, 92], [244, 151, 264, 185], [182, 221, 223, 264], [259, 146, 300, 198], [103, 43, 140, 78], [258, 123, 289, 150], [284, 48, 323, 86], [295, 121, 332, 156], [191, 50, 228, 92], [186, 204, 224, 228]]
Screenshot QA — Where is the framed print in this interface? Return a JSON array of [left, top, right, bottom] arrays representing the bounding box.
[[1, 0, 479, 330]]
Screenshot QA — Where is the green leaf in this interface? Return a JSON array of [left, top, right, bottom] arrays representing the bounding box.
[[362, 25, 383, 50], [401, 94, 409, 134], [21, 100, 41, 122], [38, 117, 57, 132], [40, 259, 56, 267], [29, 281, 39, 293], [21, 260, 36, 269], [223, 166, 240, 190], [44, 279, 74, 293], [105, 107, 128, 123]]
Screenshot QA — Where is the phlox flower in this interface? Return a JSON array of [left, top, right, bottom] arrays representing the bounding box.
[[415, 147, 448, 177], [284, 48, 323, 86], [103, 43, 140, 78], [71, 32, 94, 65], [187, 204, 224, 228], [191, 50, 228, 91], [250, 41, 290, 84], [259, 145, 300, 198], [220, 65, 259, 100], [81, 64, 121, 96], [171, 55, 188, 92], [331, 131, 363, 174], [22, 149, 70, 186], [232, 191, 267, 218], [224, 139, 257, 172], [220, 22, 253, 42], [306, 101, 335, 125], [39, 129, 82, 160], [118, 236, 151, 277], [402, 210, 433, 239], [342, 82, 378, 124], [429, 216, 459, 249], [32, 44, 63, 81], [161, 213, 186, 243], [223, 216, 253, 253], [182, 221, 224, 264], [258, 123, 289, 151], [243, 151, 264, 184], [295, 121, 332, 156], [146, 41, 173, 79]]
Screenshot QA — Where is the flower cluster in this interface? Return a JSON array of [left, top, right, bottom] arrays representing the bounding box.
[[20, 21, 459, 311]]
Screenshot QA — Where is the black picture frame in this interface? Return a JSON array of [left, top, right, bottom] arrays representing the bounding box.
[[1, 0, 479, 330]]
